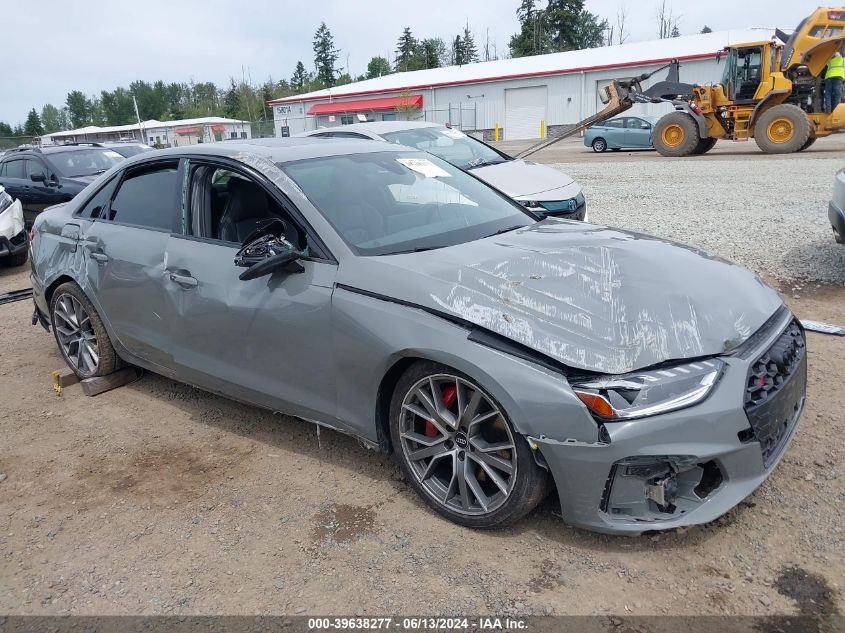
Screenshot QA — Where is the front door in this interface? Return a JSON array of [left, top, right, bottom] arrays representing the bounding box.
[[623, 118, 652, 147], [81, 159, 183, 371], [163, 162, 338, 424]]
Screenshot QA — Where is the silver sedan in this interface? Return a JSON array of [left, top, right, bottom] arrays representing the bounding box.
[[30, 138, 805, 533]]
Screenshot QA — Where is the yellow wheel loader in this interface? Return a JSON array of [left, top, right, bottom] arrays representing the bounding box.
[[518, 7, 845, 160]]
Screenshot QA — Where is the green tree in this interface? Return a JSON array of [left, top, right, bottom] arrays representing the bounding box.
[[366, 56, 392, 79], [418, 38, 446, 69], [546, 0, 607, 52], [223, 78, 241, 119], [24, 108, 44, 136], [291, 61, 308, 92], [13, 124, 25, 136], [700, 25, 712, 34], [40, 104, 62, 133], [461, 24, 479, 63], [100, 87, 135, 126], [395, 27, 418, 71], [66, 90, 92, 128], [313, 22, 339, 86], [510, 0, 548, 57], [0, 122, 13, 136], [452, 34, 466, 65]]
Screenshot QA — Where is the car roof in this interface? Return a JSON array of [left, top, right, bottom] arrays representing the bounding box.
[[147, 136, 415, 163], [306, 120, 444, 136]]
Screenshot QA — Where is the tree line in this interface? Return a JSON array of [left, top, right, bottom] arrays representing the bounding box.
[[3, 1, 708, 138]]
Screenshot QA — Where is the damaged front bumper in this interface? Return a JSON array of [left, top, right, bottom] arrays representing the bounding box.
[[530, 312, 807, 535]]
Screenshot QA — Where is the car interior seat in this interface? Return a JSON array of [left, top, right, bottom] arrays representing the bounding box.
[[218, 177, 277, 243]]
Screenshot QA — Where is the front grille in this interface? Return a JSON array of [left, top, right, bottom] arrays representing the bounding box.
[[743, 320, 807, 466], [9, 230, 27, 247]]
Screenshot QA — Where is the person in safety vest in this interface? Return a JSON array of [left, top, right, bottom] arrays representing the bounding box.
[[824, 51, 844, 114]]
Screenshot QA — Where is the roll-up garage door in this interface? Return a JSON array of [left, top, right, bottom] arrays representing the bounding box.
[[505, 85, 547, 140]]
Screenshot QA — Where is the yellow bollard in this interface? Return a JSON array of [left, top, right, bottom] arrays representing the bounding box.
[[494, 123, 500, 142], [540, 119, 546, 139]]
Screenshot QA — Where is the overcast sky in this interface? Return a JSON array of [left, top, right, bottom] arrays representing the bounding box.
[[0, 0, 812, 125]]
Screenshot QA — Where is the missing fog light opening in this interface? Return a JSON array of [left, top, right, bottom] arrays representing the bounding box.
[[646, 475, 679, 512]]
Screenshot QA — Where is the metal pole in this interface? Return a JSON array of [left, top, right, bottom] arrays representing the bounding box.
[[133, 96, 145, 142]]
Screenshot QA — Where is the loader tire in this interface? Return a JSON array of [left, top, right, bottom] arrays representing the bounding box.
[[653, 112, 700, 157], [691, 137, 717, 155], [798, 136, 817, 152], [754, 104, 810, 154]]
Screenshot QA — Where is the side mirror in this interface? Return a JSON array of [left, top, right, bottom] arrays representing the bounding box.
[[30, 173, 46, 183], [234, 220, 307, 281]]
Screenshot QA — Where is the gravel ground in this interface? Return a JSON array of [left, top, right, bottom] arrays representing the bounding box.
[[550, 157, 845, 285]]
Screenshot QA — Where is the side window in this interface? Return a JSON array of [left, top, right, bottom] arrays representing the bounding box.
[[605, 119, 623, 128], [189, 165, 301, 246], [4, 160, 25, 178], [77, 177, 119, 219], [108, 162, 180, 231], [25, 159, 47, 179]]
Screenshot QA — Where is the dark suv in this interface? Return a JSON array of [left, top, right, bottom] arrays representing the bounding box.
[[0, 144, 125, 225]]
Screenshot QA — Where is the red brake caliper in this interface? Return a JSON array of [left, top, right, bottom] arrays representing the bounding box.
[[424, 385, 457, 437]]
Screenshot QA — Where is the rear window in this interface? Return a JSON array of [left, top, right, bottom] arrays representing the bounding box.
[[107, 163, 180, 231], [48, 149, 124, 177]]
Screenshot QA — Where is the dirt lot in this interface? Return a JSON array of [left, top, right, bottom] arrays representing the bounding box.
[[1, 141, 844, 617]]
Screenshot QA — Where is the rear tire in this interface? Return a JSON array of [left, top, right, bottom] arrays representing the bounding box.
[[653, 112, 701, 157], [754, 104, 811, 154], [691, 137, 717, 155], [591, 138, 607, 153], [389, 360, 549, 528], [50, 282, 118, 379]]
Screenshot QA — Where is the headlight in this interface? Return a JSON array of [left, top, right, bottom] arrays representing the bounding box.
[[572, 358, 724, 420], [0, 190, 12, 215]]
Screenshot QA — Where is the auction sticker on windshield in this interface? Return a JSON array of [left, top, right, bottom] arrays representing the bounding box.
[[396, 158, 451, 178]]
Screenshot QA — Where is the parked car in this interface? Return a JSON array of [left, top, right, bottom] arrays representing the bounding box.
[[0, 144, 124, 225], [0, 185, 27, 266], [30, 138, 806, 534], [299, 121, 586, 221], [584, 116, 659, 152], [829, 166, 845, 244], [100, 140, 155, 158]]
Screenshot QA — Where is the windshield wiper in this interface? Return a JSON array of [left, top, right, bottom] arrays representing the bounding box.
[[486, 225, 525, 238], [385, 245, 446, 255]]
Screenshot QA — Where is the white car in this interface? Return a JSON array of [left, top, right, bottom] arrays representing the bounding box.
[[0, 185, 27, 266], [298, 121, 586, 220]]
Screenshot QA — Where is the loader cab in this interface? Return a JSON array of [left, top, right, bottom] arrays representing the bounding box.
[[720, 44, 767, 103]]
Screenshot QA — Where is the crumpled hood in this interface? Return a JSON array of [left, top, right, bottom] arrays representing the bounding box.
[[471, 159, 576, 198], [358, 219, 784, 375]]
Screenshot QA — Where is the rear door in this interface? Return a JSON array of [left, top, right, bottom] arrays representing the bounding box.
[[80, 159, 183, 371], [23, 157, 65, 221]]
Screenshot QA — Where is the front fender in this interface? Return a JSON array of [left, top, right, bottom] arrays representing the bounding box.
[[330, 285, 599, 446]]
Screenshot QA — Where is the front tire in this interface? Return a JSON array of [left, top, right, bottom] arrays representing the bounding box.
[[591, 138, 607, 152], [754, 104, 811, 154], [389, 361, 548, 528], [653, 112, 701, 157], [50, 282, 118, 379], [691, 136, 717, 155]]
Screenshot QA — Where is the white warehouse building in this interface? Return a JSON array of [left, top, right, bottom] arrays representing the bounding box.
[[41, 116, 252, 147], [268, 28, 771, 141]]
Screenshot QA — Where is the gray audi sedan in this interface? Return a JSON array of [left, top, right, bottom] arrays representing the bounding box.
[[30, 138, 806, 534]]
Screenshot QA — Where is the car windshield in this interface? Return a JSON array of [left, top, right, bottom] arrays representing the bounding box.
[[49, 149, 124, 177], [283, 150, 533, 256], [381, 127, 509, 170], [109, 144, 153, 158]]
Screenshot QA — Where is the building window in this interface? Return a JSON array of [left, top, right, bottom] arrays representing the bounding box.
[[230, 132, 237, 139], [381, 112, 397, 121], [240, 132, 247, 138], [340, 114, 354, 125]]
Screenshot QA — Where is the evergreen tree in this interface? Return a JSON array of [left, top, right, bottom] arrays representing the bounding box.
[[65, 90, 91, 128], [461, 24, 479, 63], [224, 79, 241, 119], [24, 109, 44, 136], [291, 61, 308, 93], [452, 34, 466, 65], [0, 122, 12, 136], [366, 56, 392, 79], [700, 25, 713, 33], [419, 38, 446, 69], [510, 0, 548, 57], [395, 27, 418, 72], [313, 22, 339, 86]]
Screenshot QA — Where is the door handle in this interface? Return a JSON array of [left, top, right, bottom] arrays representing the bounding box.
[[89, 252, 109, 263], [169, 272, 198, 289]]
